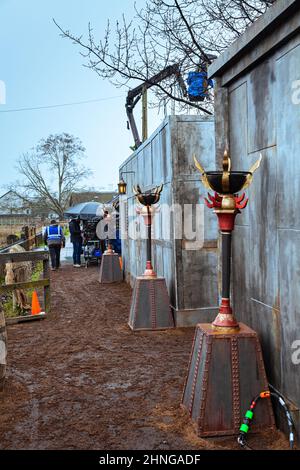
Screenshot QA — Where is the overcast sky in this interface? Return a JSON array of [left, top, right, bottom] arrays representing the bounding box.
[[0, 0, 164, 193]]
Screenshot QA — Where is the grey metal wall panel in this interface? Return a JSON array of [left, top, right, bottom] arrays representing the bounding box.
[[249, 299, 282, 389], [248, 147, 279, 309], [182, 249, 218, 310], [162, 122, 172, 182], [229, 82, 250, 226], [176, 119, 216, 175], [172, 119, 218, 313], [229, 82, 248, 162], [247, 59, 277, 154], [211, 7, 300, 438], [120, 116, 217, 323], [142, 142, 153, 187], [151, 132, 163, 185], [278, 229, 300, 405], [232, 225, 251, 325], [276, 42, 300, 230]]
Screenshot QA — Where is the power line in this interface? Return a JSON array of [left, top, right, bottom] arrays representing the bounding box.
[[0, 94, 124, 113]]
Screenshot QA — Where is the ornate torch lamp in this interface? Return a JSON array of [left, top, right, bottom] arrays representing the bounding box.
[[194, 150, 262, 329], [128, 184, 175, 331], [133, 184, 162, 278], [181, 150, 275, 437]]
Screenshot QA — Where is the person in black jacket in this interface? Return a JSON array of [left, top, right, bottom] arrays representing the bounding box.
[[69, 216, 83, 267]]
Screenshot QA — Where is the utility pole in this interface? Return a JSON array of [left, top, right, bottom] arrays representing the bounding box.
[[142, 86, 148, 142]]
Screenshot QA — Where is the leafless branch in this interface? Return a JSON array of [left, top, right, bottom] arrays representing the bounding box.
[[12, 133, 91, 218], [53, 0, 274, 116]]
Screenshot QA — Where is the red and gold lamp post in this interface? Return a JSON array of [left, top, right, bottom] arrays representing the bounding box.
[[128, 184, 175, 331], [181, 150, 275, 437], [133, 184, 163, 278], [194, 150, 262, 329]]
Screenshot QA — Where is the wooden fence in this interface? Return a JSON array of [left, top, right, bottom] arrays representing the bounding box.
[[0, 251, 50, 315], [0, 250, 50, 389], [0, 231, 43, 253]]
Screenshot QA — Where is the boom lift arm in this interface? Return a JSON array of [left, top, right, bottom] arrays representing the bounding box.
[[126, 64, 188, 149]]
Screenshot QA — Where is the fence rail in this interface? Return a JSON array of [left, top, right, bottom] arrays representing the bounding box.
[[0, 231, 43, 254], [0, 250, 50, 314]]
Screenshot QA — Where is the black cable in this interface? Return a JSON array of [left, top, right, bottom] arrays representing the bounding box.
[[238, 388, 295, 450], [0, 95, 124, 113]]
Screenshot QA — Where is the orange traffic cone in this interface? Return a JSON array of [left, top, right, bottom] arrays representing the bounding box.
[[31, 290, 42, 315]]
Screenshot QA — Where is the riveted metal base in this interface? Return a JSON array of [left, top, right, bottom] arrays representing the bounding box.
[[99, 253, 123, 283], [181, 322, 275, 437], [128, 277, 175, 331]]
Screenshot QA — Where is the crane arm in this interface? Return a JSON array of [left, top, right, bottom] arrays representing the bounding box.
[[126, 64, 187, 149]]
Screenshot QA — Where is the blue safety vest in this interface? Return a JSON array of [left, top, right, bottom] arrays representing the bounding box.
[[47, 225, 63, 241]]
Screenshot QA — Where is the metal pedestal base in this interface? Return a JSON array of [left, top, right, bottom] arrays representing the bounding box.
[[181, 322, 275, 437], [99, 253, 123, 283], [128, 277, 175, 331]]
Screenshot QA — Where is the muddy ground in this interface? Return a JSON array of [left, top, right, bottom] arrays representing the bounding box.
[[0, 265, 291, 450]]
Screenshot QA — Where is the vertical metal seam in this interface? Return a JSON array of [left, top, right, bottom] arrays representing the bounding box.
[[132, 279, 140, 329], [255, 336, 276, 426], [181, 326, 198, 404], [163, 280, 174, 327], [99, 257, 103, 280]]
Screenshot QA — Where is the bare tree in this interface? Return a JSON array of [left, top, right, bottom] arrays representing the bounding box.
[[54, 0, 275, 115], [11, 133, 91, 218]]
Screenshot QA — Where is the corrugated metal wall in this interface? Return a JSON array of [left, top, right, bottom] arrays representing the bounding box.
[[119, 115, 219, 326], [210, 2, 300, 439]]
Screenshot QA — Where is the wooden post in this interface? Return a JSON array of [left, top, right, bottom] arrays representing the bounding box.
[[0, 251, 50, 319], [23, 226, 30, 251], [142, 86, 148, 142], [0, 303, 7, 392], [34, 227, 37, 248], [43, 256, 50, 314]]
